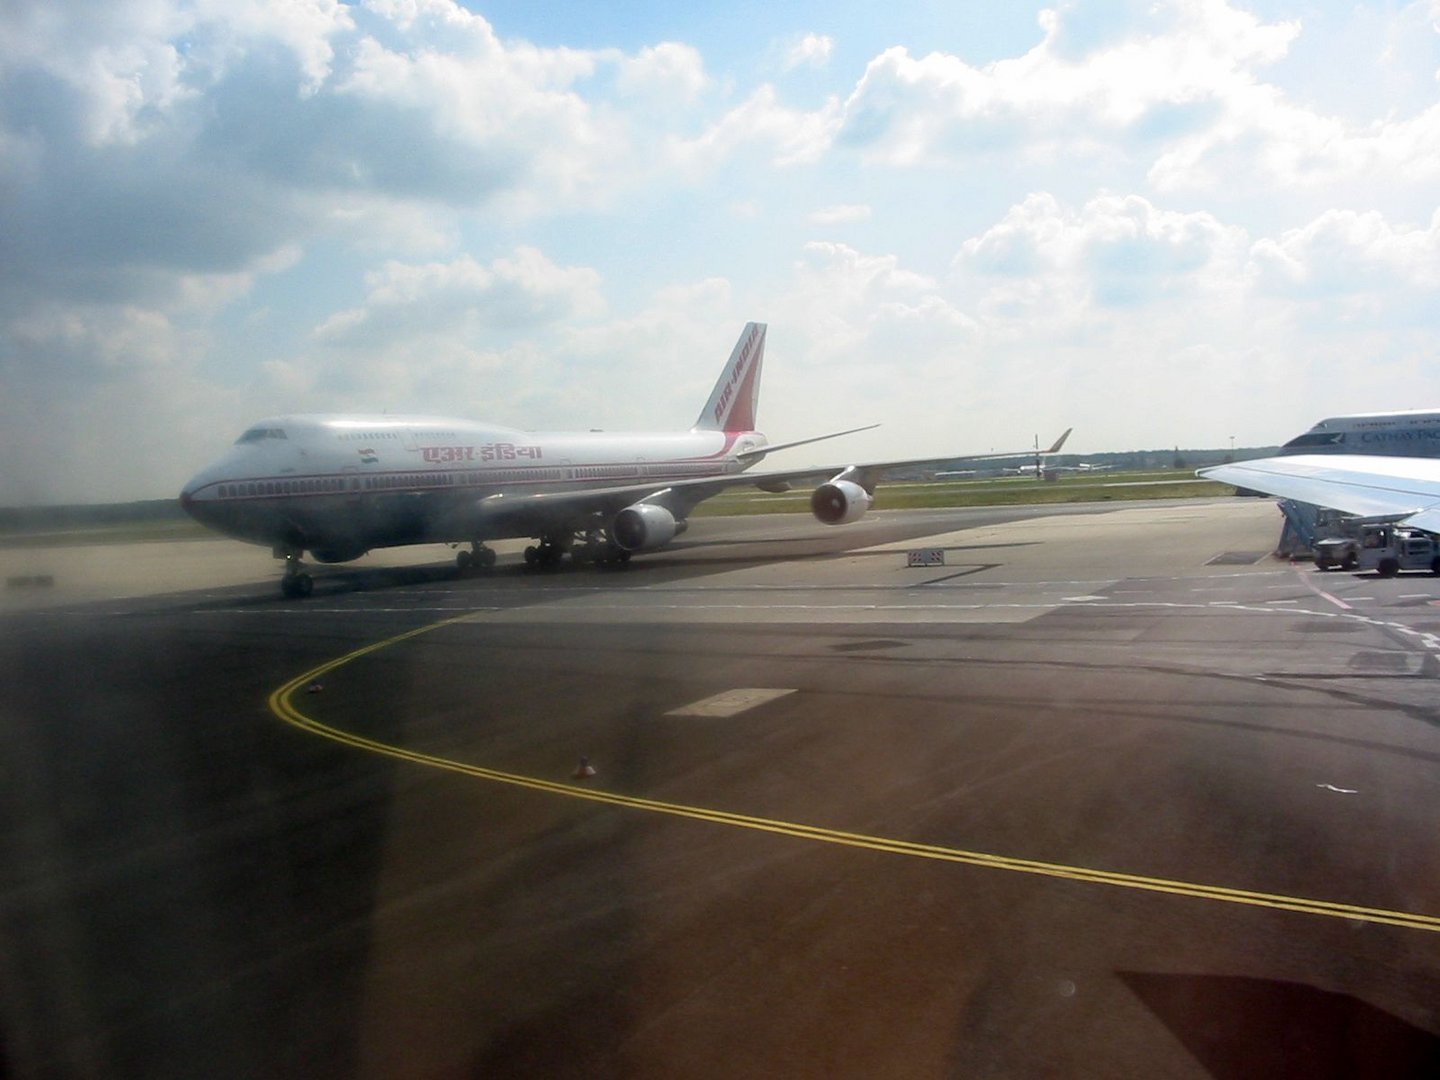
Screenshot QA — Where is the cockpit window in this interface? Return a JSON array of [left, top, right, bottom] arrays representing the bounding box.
[[1280, 432, 1343, 449], [235, 427, 289, 445]]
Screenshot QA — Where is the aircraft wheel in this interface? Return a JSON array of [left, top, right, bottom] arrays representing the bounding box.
[[524, 545, 539, 567], [1342, 554, 1358, 571], [1378, 558, 1400, 578], [479, 547, 497, 568], [456, 550, 474, 575]]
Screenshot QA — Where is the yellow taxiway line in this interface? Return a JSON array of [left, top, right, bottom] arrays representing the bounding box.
[[268, 611, 1440, 935]]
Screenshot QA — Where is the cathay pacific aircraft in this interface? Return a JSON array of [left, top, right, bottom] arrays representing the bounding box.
[[1201, 409, 1440, 535], [181, 323, 1064, 597]]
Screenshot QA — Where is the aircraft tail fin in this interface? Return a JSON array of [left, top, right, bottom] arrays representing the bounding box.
[[695, 322, 766, 433], [1041, 427, 1073, 455]]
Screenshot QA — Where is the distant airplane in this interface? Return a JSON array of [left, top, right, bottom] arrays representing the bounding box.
[[1000, 459, 1107, 478], [1199, 409, 1440, 532], [938, 430, 1073, 478], [181, 323, 1068, 596]]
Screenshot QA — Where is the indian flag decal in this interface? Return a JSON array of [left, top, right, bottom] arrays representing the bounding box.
[[359, 448, 378, 464]]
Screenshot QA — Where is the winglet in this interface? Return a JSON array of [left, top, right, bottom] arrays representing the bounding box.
[[1041, 427, 1073, 455]]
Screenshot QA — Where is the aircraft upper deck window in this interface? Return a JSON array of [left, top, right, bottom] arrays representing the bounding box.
[[235, 427, 289, 444]]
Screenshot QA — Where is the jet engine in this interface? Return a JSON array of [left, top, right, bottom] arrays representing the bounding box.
[[810, 479, 872, 525], [612, 503, 686, 551]]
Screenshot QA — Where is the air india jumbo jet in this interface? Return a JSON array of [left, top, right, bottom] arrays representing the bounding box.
[[181, 323, 1068, 597]]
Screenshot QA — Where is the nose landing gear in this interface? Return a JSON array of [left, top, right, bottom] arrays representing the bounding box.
[[280, 552, 313, 599]]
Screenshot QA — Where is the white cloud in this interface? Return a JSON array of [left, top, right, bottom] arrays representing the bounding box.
[[196, 0, 352, 94], [809, 204, 872, 225], [780, 241, 969, 376], [783, 33, 834, 73], [956, 192, 1248, 311], [1247, 207, 1440, 331], [314, 248, 605, 346], [834, 2, 1301, 167], [813, 0, 1440, 203], [615, 42, 707, 102], [672, 84, 841, 170], [0, 0, 355, 145]]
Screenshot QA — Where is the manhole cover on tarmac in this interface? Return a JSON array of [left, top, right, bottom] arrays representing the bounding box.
[[1205, 551, 1270, 565]]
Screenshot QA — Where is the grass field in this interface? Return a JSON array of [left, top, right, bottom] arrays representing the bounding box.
[[0, 519, 214, 548]]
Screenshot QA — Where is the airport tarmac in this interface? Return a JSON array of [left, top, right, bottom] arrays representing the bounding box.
[[4, 498, 1440, 1078]]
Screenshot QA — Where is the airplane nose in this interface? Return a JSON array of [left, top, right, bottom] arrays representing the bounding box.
[[179, 473, 209, 520]]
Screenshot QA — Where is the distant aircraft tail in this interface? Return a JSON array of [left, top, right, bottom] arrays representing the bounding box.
[[695, 322, 766, 433], [1042, 428, 1073, 455]]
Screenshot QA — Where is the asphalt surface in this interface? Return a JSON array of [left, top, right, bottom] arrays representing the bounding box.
[[4, 499, 1440, 1079]]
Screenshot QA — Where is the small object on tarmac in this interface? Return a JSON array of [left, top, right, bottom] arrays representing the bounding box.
[[573, 756, 596, 779], [306, 682, 324, 694]]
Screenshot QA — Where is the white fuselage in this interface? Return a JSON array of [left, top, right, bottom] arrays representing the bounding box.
[[1280, 410, 1440, 457], [180, 415, 766, 561]]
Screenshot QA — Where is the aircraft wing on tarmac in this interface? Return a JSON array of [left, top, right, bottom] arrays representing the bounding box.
[[465, 430, 1076, 537], [1199, 454, 1440, 533]]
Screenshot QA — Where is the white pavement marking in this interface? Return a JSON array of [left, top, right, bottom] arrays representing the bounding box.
[[483, 601, 1061, 625], [666, 688, 797, 717]]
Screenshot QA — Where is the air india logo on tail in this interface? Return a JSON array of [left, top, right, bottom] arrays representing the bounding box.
[[695, 322, 766, 434], [713, 324, 762, 430]]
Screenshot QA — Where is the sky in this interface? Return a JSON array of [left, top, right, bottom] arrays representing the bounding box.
[[2, 0, 1439, 504]]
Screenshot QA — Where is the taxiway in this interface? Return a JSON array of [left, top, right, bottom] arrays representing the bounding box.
[[3, 499, 1439, 1078]]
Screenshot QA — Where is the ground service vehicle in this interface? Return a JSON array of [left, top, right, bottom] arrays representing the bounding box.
[[1313, 535, 1359, 571], [1351, 524, 1440, 576]]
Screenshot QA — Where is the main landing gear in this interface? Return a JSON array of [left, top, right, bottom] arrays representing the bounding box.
[[455, 542, 497, 576], [521, 530, 631, 570], [571, 529, 631, 568], [522, 537, 566, 568], [280, 553, 313, 599]]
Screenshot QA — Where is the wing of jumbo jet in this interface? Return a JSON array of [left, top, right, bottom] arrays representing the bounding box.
[[462, 429, 1075, 542], [1199, 455, 1440, 532]]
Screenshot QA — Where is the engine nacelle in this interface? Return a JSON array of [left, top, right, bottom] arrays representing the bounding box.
[[811, 479, 872, 525], [612, 503, 685, 551]]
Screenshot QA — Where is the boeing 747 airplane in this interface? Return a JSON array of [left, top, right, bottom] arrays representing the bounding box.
[[1200, 410, 1440, 533], [181, 323, 1065, 596]]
